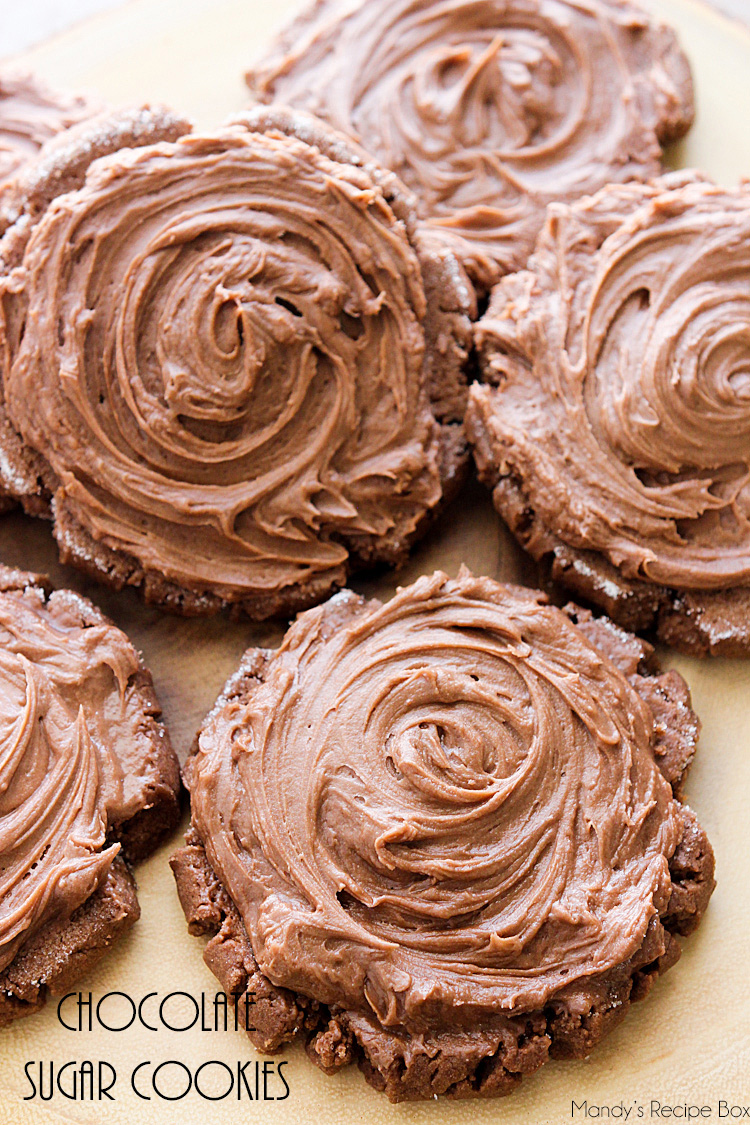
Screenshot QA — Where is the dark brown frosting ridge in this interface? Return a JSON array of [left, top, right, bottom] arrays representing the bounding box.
[[0, 578, 159, 972], [187, 570, 683, 1031], [0, 110, 470, 606], [248, 0, 693, 289], [469, 173, 750, 592]]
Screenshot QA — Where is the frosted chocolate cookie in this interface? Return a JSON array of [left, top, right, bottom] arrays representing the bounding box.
[[0, 105, 474, 618], [172, 570, 714, 1101], [0, 70, 97, 209], [468, 173, 750, 656], [0, 564, 180, 1027], [247, 0, 693, 291]]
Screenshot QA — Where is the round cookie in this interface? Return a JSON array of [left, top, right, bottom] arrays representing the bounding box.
[[0, 564, 180, 1026], [172, 569, 714, 1102], [468, 172, 750, 656], [247, 0, 694, 291], [0, 69, 97, 208], [0, 105, 474, 619]]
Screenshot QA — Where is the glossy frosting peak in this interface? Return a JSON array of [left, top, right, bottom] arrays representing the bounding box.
[[188, 571, 682, 1030], [469, 173, 750, 591]]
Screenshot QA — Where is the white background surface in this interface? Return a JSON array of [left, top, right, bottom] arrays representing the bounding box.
[[722, 0, 750, 21], [1, 0, 127, 58], [1, 0, 748, 60]]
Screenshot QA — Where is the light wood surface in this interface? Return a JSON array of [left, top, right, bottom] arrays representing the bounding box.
[[1, 2, 749, 1123]]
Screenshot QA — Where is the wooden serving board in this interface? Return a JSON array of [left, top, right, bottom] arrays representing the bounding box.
[[1, 2, 749, 1122]]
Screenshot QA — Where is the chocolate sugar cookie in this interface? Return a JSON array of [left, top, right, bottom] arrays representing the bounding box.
[[247, 0, 693, 290], [0, 564, 180, 1026], [172, 569, 714, 1101], [468, 172, 750, 656], [0, 69, 97, 209], [0, 105, 474, 618]]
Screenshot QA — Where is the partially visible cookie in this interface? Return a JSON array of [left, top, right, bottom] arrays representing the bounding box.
[[247, 0, 693, 291], [468, 173, 750, 656], [0, 69, 98, 216], [0, 104, 474, 619], [0, 564, 180, 1026], [172, 570, 714, 1101]]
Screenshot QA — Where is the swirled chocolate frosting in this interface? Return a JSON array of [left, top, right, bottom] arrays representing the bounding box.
[[187, 570, 683, 1030], [0, 109, 471, 612], [0, 575, 166, 972], [468, 173, 750, 593], [248, 0, 694, 289], [0, 70, 96, 196]]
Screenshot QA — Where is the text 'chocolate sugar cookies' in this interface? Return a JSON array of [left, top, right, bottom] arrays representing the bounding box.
[[0, 105, 474, 618], [468, 172, 750, 656], [247, 0, 694, 291], [172, 569, 714, 1102], [0, 564, 179, 1026]]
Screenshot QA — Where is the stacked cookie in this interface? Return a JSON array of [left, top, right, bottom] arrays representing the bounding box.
[[0, 0, 740, 1103]]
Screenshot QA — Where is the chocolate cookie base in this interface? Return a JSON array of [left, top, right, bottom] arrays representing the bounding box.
[[0, 107, 475, 621], [0, 857, 138, 1028], [0, 565, 182, 1026], [171, 610, 714, 1102], [468, 420, 750, 657], [172, 816, 712, 1101]]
